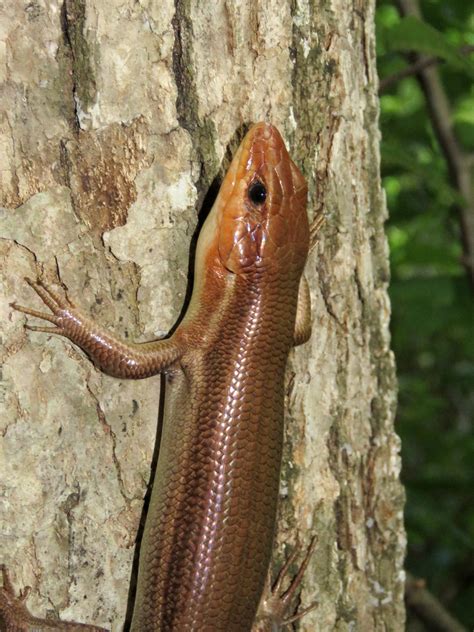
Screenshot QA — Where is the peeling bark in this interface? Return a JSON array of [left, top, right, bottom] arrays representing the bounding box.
[[0, 1, 405, 630]]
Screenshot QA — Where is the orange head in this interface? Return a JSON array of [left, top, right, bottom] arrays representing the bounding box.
[[197, 123, 309, 281]]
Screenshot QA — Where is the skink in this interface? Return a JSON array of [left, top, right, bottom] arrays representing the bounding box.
[[1, 123, 320, 631]]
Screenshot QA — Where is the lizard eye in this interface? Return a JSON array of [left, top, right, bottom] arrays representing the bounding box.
[[248, 180, 267, 206]]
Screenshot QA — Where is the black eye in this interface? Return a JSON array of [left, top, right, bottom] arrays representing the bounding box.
[[248, 180, 267, 205]]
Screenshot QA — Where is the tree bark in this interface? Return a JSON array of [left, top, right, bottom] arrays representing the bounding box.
[[0, 1, 405, 630]]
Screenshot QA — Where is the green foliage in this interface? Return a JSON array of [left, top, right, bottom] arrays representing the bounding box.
[[376, 0, 474, 627], [380, 15, 474, 77]]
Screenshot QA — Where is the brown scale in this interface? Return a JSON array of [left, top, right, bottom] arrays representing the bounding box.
[[3, 123, 323, 632]]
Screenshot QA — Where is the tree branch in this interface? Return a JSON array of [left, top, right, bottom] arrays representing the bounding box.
[[405, 573, 467, 632], [379, 46, 474, 93], [380, 56, 440, 92], [395, 0, 474, 290]]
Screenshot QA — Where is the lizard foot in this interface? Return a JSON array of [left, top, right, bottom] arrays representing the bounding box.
[[253, 538, 318, 631], [0, 564, 107, 631], [10, 277, 75, 336]]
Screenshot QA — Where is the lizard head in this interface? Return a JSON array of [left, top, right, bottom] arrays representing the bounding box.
[[198, 123, 310, 280]]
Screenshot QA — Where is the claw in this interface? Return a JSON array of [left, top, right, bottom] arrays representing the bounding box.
[[35, 277, 70, 309], [19, 585, 31, 602], [271, 544, 301, 595], [24, 277, 60, 313], [280, 536, 317, 606], [11, 277, 72, 329], [254, 537, 318, 631], [1, 564, 15, 595], [0, 565, 32, 605], [11, 303, 59, 324], [0, 564, 108, 631], [284, 600, 318, 625], [25, 325, 65, 335]]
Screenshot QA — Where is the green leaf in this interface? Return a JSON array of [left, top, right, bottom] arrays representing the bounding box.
[[382, 16, 474, 78]]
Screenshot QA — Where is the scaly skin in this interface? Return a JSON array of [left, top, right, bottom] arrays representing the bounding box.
[[3, 123, 317, 631]]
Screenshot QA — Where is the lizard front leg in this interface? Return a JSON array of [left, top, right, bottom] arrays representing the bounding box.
[[11, 277, 184, 379], [0, 565, 108, 631]]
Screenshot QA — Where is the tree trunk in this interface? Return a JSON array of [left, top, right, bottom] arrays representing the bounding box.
[[0, 1, 405, 630]]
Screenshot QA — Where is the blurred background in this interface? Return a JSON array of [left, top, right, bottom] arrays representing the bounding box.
[[376, 0, 473, 629]]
